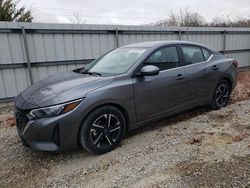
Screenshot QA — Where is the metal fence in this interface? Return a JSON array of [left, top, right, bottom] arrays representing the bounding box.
[[1, 22, 250, 104]]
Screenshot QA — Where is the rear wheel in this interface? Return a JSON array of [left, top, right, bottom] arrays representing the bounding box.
[[211, 80, 231, 110], [79, 106, 126, 154]]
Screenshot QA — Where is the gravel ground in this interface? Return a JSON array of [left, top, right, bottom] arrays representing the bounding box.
[[1, 101, 250, 188], [0, 71, 250, 188]]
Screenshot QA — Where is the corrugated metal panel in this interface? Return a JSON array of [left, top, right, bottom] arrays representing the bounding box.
[[82, 34, 93, 59], [73, 34, 85, 59], [0, 22, 250, 101], [14, 68, 29, 93], [227, 52, 250, 67], [226, 34, 250, 50], [0, 33, 12, 64], [0, 70, 7, 98], [2, 69, 18, 97], [43, 34, 57, 61], [8, 34, 25, 63], [0, 68, 29, 98], [185, 34, 224, 51]]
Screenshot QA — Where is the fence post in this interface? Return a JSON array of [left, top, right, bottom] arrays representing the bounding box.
[[115, 28, 119, 48], [223, 30, 227, 54], [21, 26, 33, 85], [178, 30, 182, 40]]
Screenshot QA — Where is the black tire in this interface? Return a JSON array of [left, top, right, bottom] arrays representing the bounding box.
[[79, 105, 126, 154], [211, 80, 231, 110]]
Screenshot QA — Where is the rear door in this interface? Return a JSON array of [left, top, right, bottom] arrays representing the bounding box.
[[179, 45, 219, 105]]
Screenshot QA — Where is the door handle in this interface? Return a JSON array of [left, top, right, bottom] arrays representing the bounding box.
[[212, 65, 219, 71], [176, 74, 186, 80]]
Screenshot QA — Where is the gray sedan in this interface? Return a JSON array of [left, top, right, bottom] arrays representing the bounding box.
[[14, 41, 238, 154]]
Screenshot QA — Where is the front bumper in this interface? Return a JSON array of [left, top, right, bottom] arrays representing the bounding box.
[[15, 107, 83, 152]]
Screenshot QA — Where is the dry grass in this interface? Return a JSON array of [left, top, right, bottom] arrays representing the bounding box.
[[187, 136, 203, 145], [232, 132, 249, 142], [3, 117, 16, 127]]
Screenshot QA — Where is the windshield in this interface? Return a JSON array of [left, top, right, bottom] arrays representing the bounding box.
[[84, 47, 147, 76]]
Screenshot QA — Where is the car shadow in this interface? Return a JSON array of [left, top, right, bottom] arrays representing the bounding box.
[[126, 106, 211, 138]]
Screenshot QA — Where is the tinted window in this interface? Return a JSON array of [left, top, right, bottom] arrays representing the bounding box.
[[145, 46, 179, 71], [202, 48, 211, 61], [182, 46, 204, 64]]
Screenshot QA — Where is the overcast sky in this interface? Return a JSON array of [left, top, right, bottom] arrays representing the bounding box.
[[20, 0, 250, 25]]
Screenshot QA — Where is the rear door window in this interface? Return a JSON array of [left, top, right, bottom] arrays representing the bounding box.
[[182, 46, 205, 64]]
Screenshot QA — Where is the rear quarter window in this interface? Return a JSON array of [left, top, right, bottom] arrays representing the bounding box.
[[202, 48, 212, 61]]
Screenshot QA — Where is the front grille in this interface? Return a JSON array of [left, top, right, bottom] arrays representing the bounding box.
[[15, 108, 30, 135]]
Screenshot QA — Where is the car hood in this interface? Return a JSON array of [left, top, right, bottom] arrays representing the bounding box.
[[15, 71, 115, 109]]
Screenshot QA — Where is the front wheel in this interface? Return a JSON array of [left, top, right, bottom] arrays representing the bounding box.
[[211, 80, 231, 110], [79, 106, 126, 154]]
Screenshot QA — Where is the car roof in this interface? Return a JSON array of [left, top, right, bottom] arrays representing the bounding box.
[[122, 40, 210, 49]]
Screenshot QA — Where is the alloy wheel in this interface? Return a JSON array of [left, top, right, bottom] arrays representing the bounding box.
[[89, 114, 121, 148], [215, 83, 229, 107]]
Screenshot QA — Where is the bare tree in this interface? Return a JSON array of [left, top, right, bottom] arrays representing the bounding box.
[[153, 9, 250, 28], [209, 13, 234, 27], [210, 14, 250, 27], [69, 12, 86, 24], [154, 8, 205, 27]]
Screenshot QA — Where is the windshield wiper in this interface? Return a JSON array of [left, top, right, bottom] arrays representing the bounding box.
[[87, 71, 102, 76], [80, 70, 101, 77]]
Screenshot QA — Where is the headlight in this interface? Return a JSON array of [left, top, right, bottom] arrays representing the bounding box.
[[28, 99, 82, 119]]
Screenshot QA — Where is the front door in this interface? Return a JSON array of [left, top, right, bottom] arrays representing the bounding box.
[[133, 45, 190, 122]]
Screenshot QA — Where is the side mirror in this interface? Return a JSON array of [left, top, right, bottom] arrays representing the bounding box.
[[139, 65, 160, 76]]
